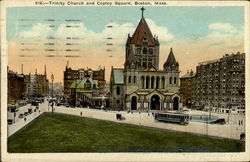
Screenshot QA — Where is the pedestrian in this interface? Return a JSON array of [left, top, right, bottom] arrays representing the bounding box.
[[80, 112, 82, 117], [39, 110, 40, 114], [24, 117, 26, 122], [179, 147, 183, 152]]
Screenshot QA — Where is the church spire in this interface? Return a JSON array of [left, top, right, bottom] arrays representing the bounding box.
[[164, 48, 179, 71], [141, 6, 145, 18], [129, 7, 156, 46]]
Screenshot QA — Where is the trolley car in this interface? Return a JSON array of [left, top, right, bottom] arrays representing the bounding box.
[[154, 112, 190, 125]]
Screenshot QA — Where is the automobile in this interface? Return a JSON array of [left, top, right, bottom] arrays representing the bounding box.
[[28, 108, 33, 114], [8, 105, 19, 113], [19, 114, 24, 118], [210, 118, 226, 125], [8, 119, 13, 125], [31, 100, 39, 106], [24, 112, 29, 116], [56, 102, 62, 106]]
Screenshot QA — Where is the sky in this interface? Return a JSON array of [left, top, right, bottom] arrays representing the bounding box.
[[7, 6, 245, 82]]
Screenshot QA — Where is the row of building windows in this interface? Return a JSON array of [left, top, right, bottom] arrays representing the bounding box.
[[126, 75, 178, 89], [136, 48, 154, 55]]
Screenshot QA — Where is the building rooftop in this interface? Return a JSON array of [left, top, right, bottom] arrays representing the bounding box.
[[180, 71, 196, 79], [70, 78, 98, 89], [112, 69, 124, 84]]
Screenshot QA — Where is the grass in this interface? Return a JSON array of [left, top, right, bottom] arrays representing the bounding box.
[[8, 113, 245, 153]]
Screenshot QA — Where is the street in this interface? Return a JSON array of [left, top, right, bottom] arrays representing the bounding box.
[[8, 101, 48, 137], [8, 102, 245, 140]]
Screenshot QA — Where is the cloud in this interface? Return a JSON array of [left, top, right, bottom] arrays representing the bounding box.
[[16, 19, 174, 48], [55, 23, 95, 39], [145, 19, 174, 42], [208, 22, 243, 35], [19, 23, 53, 39]]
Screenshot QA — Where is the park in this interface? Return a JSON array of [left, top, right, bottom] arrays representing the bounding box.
[[8, 113, 244, 153]]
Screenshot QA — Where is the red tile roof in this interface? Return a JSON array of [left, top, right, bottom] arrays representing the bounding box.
[[130, 18, 156, 46]]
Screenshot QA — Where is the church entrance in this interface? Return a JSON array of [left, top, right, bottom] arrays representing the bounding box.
[[131, 96, 137, 110], [150, 95, 160, 110], [173, 97, 179, 110]]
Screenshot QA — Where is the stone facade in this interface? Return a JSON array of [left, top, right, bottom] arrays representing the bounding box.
[[110, 9, 181, 111], [192, 52, 245, 114]]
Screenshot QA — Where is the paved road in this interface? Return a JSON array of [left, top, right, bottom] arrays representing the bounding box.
[[8, 103, 245, 140], [8, 101, 49, 137], [53, 106, 245, 140]]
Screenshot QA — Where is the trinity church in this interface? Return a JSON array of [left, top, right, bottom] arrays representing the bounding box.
[[110, 7, 182, 111]]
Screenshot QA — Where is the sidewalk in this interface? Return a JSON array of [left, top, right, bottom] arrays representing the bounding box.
[[8, 102, 48, 137], [8, 104, 245, 140]]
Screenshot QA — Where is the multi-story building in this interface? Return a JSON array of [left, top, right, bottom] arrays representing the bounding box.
[[63, 63, 105, 99], [8, 69, 25, 104], [28, 67, 49, 98], [192, 52, 245, 114], [64, 66, 79, 99], [110, 8, 181, 111], [8, 66, 49, 104], [180, 70, 195, 108]]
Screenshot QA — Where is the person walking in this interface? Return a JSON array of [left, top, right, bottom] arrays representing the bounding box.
[[80, 112, 82, 117], [24, 117, 26, 122]]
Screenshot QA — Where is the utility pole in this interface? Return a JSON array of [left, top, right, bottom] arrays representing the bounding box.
[[51, 73, 54, 113]]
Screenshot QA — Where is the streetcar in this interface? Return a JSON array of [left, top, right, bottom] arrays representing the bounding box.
[[154, 112, 190, 125]]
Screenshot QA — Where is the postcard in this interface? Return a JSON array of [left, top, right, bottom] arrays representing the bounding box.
[[1, 0, 249, 161]]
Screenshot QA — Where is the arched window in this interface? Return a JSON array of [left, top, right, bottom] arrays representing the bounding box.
[[143, 48, 147, 54], [116, 86, 120, 95], [141, 76, 145, 89], [156, 77, 160, 89], [146, 76, 150, 89], [169, 77, 172, 84], [161, 77, 165, 89], [151, 77, 155, 89], [174, 77, 177, 84], [129, 76, 131, 83]]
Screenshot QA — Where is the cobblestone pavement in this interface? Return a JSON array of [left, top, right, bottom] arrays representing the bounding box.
[[8, 103, 245, 140]]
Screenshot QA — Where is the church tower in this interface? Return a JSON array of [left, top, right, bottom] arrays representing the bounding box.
[[163, 48, 179, 72], [125, 7, 159, 70]]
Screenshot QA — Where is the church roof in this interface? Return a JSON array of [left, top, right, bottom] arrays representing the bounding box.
[[164, 48, 178, 67], [130, 18, 156, 46], [112, 69, 124, 84]]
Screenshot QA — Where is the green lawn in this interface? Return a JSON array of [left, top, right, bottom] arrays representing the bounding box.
[[8, 113, 244, 153]]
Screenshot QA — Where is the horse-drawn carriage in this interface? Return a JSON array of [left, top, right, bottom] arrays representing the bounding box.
[[116, 114, 125, 120]]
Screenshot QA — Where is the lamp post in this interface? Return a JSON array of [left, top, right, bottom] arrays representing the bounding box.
[[101, 94, 105, 110], [51, 73, 54, 113]]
